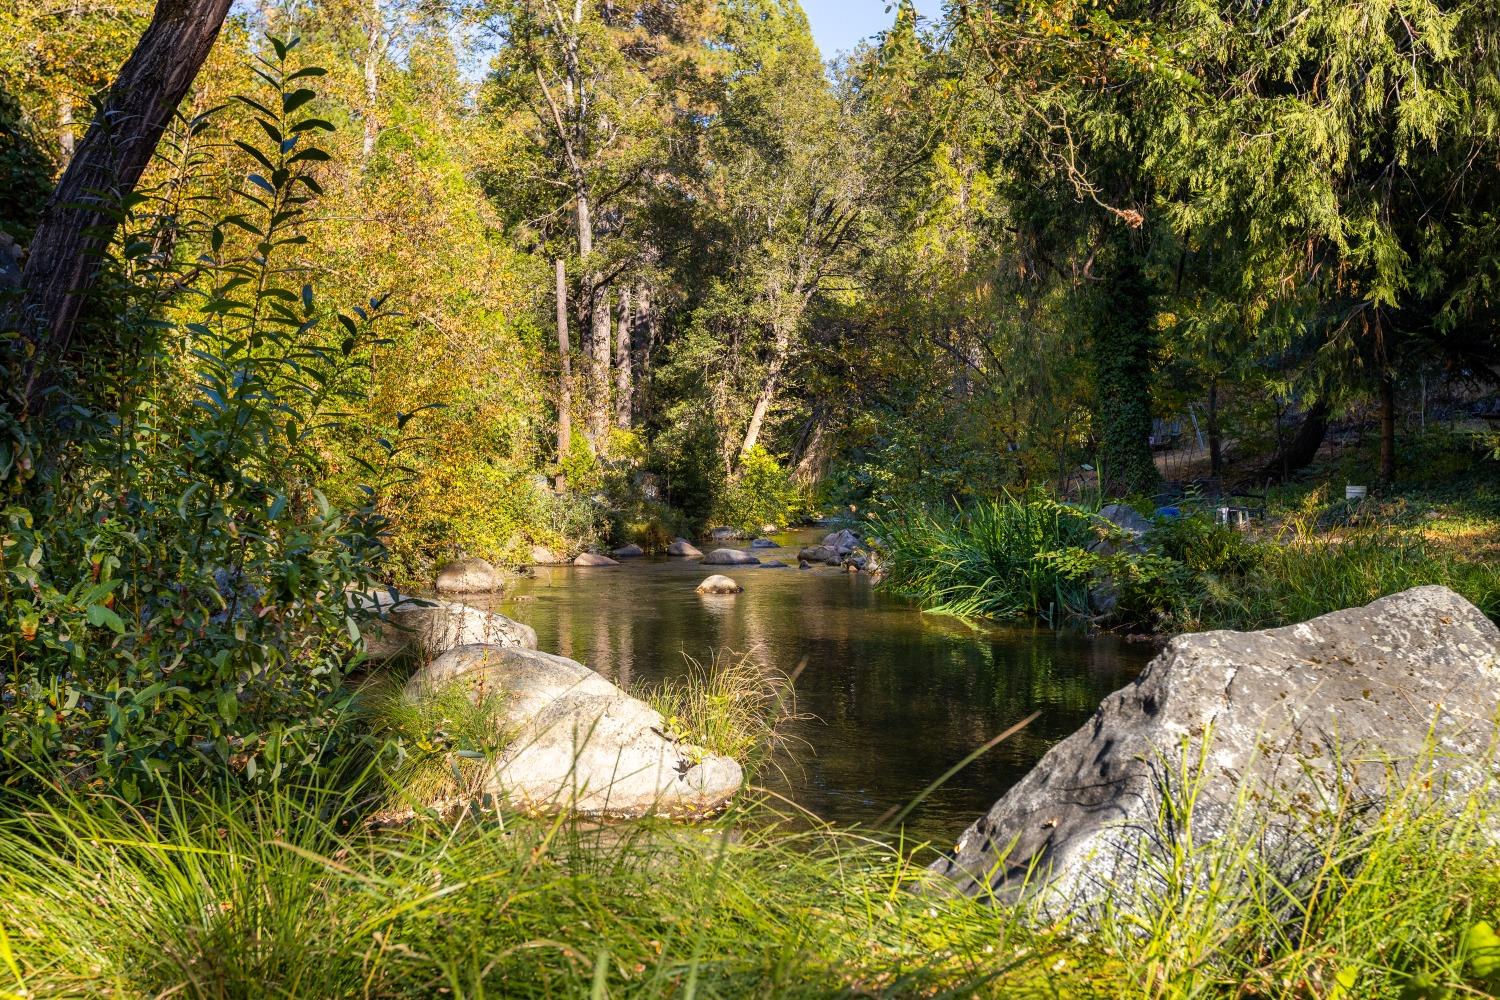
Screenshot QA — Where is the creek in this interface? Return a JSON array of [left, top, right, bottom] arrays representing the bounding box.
[[486, 529, 1150, 843]]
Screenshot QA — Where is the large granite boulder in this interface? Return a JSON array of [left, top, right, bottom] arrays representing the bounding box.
[[434, 557, 502, 595], [750, 537, 777, 549], [1089, 503, 1151, 555], [406, 645, 743, 817], [667, 538, 703, 558], [696, 574, 743, 594], [530, 545, 567, 565], [573, 552, 619, 567], [932, 586, 1500, 915], [702, 548, 760, 566], [612, 543, 645, 558], [1087, 504, 1154, 614], [357, 590, 537, 662]]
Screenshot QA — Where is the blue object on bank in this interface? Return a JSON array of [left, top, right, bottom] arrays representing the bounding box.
[[1155, 505, 1182, 519]]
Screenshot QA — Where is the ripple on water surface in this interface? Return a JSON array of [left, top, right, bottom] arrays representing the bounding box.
[[482, 529, 1150, 844]]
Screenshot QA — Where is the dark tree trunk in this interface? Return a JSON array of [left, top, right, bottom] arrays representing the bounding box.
[[1207, 378, 1223, 477], [1256, 397, 1330, 484], [14, 0, 233, 411], [1379, 374, 1396, 484]]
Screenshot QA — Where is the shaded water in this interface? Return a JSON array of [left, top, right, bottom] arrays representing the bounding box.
[[487, 530, 1151, 844]]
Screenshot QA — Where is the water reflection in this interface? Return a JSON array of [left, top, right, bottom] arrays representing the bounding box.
[[485, 531, 1151, 843]]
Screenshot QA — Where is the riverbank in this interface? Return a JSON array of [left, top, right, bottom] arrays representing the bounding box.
[[4, 742, 1499, 998]]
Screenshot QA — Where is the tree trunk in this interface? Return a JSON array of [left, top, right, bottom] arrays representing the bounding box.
[[590, 287, 610, 445], [1256, 397, 1330, 484], [554, 257, 572, 491], [1090, 250, 1160, 496], [613, 287, 631, 428], [15, 0, 234, 412], [1207, 378, 1222, 477], [361, 9, 380, 167], [58, 94, 75, 161], [1379, 374, 1396, 485], [738, 323, 792, 462]]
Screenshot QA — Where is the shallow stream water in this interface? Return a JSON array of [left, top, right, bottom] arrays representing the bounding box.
[[485, 529, 1151, 845]]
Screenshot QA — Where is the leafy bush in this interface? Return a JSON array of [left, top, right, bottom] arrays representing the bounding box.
[[0, 40, 395, 795], [713, 444, 804, 531]]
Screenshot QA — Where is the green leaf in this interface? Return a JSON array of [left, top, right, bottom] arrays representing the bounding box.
[[86, 604, 125, 634], [283, 88, 317, 114], [216, 690, 239, 724]]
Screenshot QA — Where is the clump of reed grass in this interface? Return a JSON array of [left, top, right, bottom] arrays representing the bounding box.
[[357, 674, 514, 804], [634, 649, 803, 779], [877, 490, 1097, 623], [879, 489, 1500, 632]]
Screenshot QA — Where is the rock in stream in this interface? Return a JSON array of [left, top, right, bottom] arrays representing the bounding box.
[[931, 586, 1500, 917]]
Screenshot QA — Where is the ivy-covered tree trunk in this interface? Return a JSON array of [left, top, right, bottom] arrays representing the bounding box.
[[1090, 249, 1160, 497]]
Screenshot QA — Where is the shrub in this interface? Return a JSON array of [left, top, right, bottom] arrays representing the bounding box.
[[713, 444, 804, 531], [0, 40, 393, 795]]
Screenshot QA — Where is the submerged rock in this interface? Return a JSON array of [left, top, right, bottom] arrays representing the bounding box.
[[702, 548, 760, 566], [358, 590, 537, 662], [932, 586, 1500, 916], [758, 560, 787, 568], [612, 543, 645, 558], [696, 574, 743, 594], [573, 552, 619, 567], [434, 557, 502, 595], [708, 526, 741, 542], [750, 537, 777, 548], [407, 645, 743, 818], [667, 537, 703, 558]]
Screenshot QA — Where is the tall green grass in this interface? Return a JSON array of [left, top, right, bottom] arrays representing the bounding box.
[[877, 492, 1098, 624], [3, 754, 1500, 997], [879, 491, 1500, 632], [634, 650, 803, 780]]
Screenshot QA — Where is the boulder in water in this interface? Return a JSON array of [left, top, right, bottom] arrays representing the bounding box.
[[757, 560, 787, 568], [797, 545, 840, 565], [931, 586, 1500, 917], [573, 552, 619, 567], [406, 645, 743, 818], [696, 574, 743, 594], [667, 537, 703, 557], [357, 590, 537, 662], [822, 528, 861, 555], [434, 557, 502, 595], [612, 543, 645, 558], [708, 526, 741, 542], [530, 545, 567, 565], [750, 537, 777, 548], [702, 548, 760, 566]]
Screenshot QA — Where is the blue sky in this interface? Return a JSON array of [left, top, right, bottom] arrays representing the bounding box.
[[800, 0, 943, 59]]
